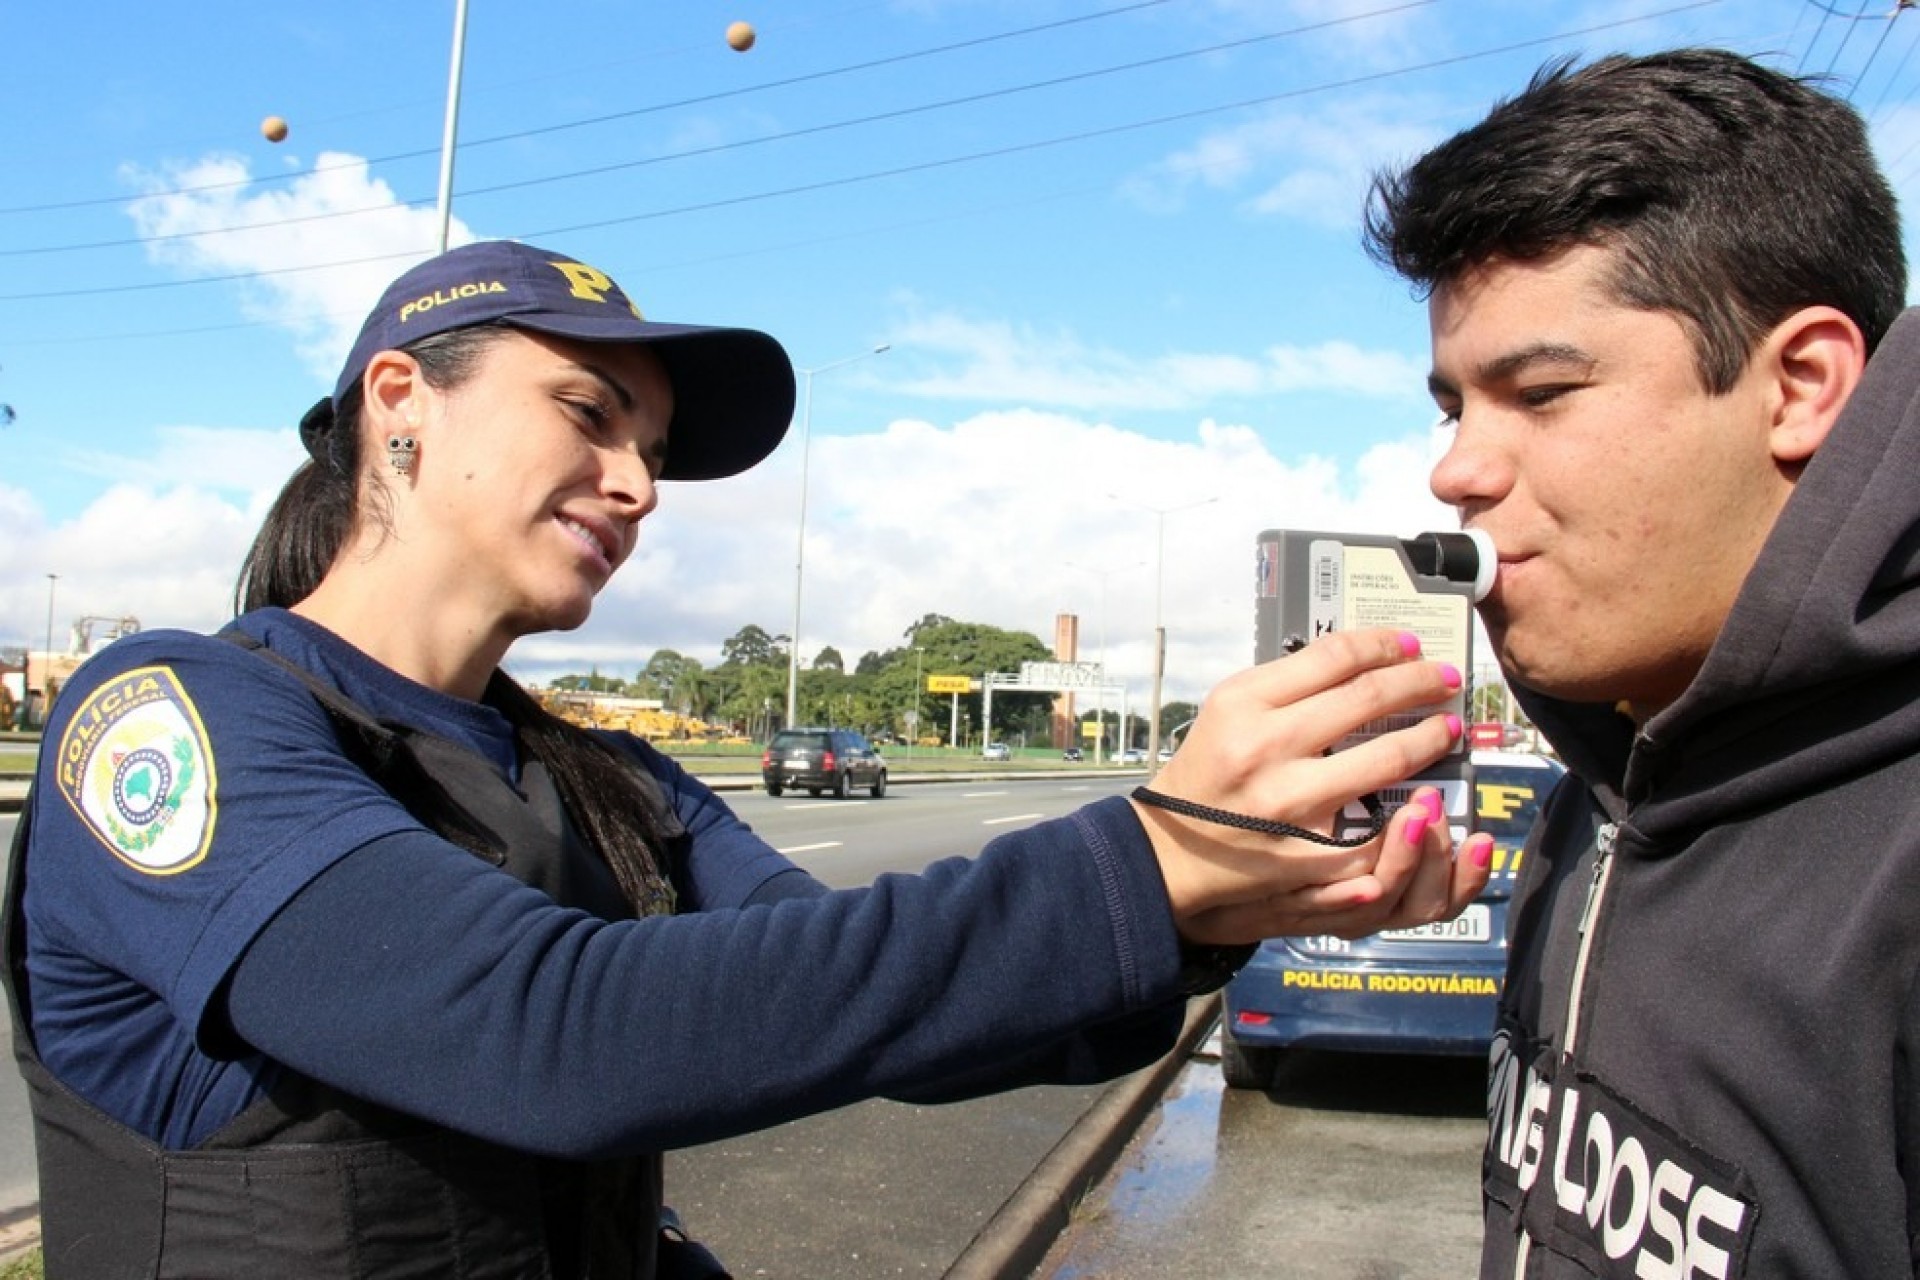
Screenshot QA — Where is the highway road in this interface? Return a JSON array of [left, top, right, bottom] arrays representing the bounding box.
[[0, 813, 32, 1223], [664, 776, 1142, 1276], [710, 772, 1134, 887]]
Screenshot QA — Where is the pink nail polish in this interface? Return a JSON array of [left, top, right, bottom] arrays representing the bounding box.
[[1445, 713, 1463, 740], [1403, 812, 1430, 844], [1438, 663, 1462, 689], [1397, 632, 1422, 658], [1471, 835, 1493, 868], [1418, 790, 1444, 822]]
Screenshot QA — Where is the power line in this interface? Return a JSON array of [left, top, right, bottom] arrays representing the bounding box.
[[1798, 0, 1842, 71], [1865, 9, 1920, 120], [1850, 4, 1908, 96], [0, 0, 1184, 219], [0, 0, 1725, 305], [0, 1, 1434, 259], [1823, 0, 1879, 76]]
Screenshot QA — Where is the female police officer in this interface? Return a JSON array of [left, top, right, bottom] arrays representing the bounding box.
[[3, 240, 1486, 1278]]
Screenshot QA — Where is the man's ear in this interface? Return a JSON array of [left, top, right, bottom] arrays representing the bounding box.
[[1765, 306, 1867, 466], [362, 351, 426, 431]]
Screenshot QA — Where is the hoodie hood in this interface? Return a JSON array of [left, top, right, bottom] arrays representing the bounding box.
[[1515, 306, 1920, 839]]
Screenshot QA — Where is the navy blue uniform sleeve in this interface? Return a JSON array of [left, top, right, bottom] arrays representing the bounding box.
[[225, 796, 1186, 1158], [21, 630, 427, 1145]]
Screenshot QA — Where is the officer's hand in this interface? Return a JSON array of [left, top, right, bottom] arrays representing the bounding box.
[[1130, 627, 1494, 946]]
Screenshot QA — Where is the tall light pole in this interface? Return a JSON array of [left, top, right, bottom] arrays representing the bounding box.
[[435, 0, 471, 252], [1109, 494, 1220, 771], [1065, 560, 1142, 764], [42, 572, 57, 725], [909, 646, 924, 757], [785, 343, 891, 729]]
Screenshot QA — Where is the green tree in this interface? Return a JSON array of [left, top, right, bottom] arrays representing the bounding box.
[[709, 662, 788, 739], [1159, 700, 1200, 740], [550, 670, 623, 693], [811, 645, 845, 673], [906, 619, 1052, 743], [720, 624, 787, 669], [635, 650, 701, 708], [903, 614, 956, 644]]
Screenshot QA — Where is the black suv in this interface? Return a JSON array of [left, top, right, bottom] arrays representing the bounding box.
[[761, 728, 888, 799]]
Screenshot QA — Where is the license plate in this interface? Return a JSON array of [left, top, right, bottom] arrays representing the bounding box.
[[1381, 903, 1491, 944]]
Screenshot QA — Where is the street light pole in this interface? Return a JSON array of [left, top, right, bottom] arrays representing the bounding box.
[[435, 0, 471, 253], [785, 343, 890, 729], [1109, 494, 1220, 772], [42, 572, 57, 726], [1066, 560, 1141, 764]]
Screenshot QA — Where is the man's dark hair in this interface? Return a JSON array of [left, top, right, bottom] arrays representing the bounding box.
[[1363, 48, 1906, 392]]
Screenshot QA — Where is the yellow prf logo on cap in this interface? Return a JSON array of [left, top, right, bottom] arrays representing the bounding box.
[[55, 665, 218, 875], [548, 261, 646, 320]]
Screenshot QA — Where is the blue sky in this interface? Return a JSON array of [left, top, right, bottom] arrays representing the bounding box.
[[4, 0, 1918, 705]]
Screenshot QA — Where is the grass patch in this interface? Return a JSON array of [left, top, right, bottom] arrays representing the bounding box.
[[651, 743, 1106, 776], [0, 1250, 42, 1279]]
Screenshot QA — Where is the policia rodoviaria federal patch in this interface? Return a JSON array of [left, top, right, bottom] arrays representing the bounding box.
[[54, 665, 217, 875]]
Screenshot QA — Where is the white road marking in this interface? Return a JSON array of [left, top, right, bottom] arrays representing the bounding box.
[[983, 813, 1044, 826], [778, 841, 844, 854], [962, 791, 1008, 798]]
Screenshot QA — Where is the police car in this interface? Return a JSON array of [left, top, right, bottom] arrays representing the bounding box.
[[1219, 749, 1565, 1090]]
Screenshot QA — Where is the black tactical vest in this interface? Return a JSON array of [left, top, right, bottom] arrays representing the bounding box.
[[2, 635, 699, 1279]]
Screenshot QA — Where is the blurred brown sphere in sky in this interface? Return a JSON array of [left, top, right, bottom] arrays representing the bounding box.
[[725, 21, 755, 52], [261, 116, 289, 143]]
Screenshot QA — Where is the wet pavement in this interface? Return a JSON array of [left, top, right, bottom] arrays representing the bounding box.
[[1035, 1026, 1486, 1279]]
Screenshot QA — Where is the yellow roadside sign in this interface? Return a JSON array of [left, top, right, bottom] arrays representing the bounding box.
[[1080, 722, 1102, 739], [926, 675, 972, 694]]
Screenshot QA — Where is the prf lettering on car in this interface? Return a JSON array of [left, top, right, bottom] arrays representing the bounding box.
[[1476, 779, 1535, 877], [1255, 528, 1494, 843]]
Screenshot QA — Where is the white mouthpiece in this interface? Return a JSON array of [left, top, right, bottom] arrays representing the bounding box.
[[1464, 527, 1496, 603]]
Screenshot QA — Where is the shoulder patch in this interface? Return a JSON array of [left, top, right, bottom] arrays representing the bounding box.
[[55, 665, 218, 874]]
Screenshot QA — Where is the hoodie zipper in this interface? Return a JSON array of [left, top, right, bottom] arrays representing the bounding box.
[[1511, 820, 1618, 1278], [1565, 821, 1618, 1055]]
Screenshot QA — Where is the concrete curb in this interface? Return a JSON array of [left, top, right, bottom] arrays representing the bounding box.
[[942, 995, 1221, 1280], [0, 1205, 38, 1265]]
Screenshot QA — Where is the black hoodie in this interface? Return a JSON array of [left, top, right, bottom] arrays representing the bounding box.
[[1480, 306, 1920, 1278]]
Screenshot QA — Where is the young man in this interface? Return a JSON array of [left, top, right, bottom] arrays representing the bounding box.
[[1365, 48, 1919, 1276]]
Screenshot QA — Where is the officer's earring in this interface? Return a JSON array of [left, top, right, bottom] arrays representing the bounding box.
[[387, 434, 418, 477]]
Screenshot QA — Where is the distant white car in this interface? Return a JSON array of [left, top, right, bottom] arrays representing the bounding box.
[[1115, 747, 1148, 765], [981, 742, 1011, 761]]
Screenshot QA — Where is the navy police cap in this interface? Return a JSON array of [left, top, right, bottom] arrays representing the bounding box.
[[300, 240, 796, 482]]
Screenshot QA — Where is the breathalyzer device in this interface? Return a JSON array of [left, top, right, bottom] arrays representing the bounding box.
[[1254, 527, 1495, 844]]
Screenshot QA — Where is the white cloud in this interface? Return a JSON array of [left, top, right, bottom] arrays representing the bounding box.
[[890, 309, 1426, 409], [123, 151, 470, 382], [75, 426, 305, 501], [1125, 96, 1447, 228], [0, 408, 1456, 709], [511, 405, 1457, 704]]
